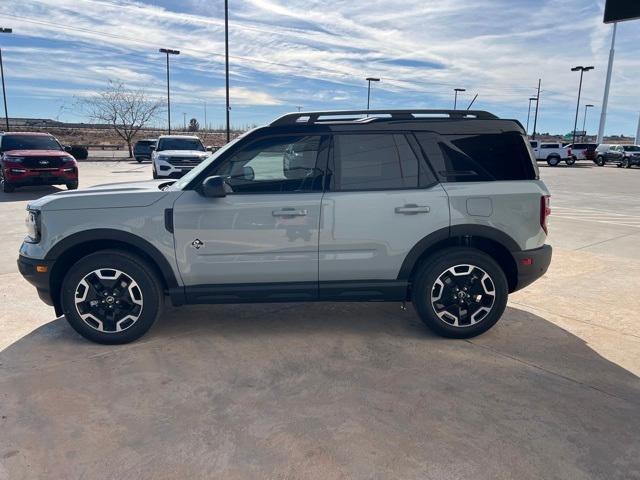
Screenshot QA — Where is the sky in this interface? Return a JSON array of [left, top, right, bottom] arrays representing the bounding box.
[[0, 0, 639, 135]]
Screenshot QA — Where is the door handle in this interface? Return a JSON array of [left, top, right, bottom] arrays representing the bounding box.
[[395, 204, 430, 215], [272, 208, 308, 217]]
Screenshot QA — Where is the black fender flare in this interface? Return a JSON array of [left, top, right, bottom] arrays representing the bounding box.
[[45, 228, 181, 292], [397, 225, 520, 280]]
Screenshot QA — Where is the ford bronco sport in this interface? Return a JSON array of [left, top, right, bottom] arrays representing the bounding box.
[[18, 110, 552, 344]]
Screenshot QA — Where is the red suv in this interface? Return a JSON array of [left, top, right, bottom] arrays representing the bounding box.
[[0, 132, 79, 193]]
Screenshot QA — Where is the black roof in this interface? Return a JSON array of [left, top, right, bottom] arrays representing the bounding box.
[[264, 109, 524, 135]]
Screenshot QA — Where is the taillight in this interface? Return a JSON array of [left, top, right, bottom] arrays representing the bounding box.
[[540, 195, 551, 234]]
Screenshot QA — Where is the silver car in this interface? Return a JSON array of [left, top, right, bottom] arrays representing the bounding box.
[[18, 109, 552, 344]]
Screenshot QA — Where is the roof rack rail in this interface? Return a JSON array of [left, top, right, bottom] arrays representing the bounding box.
[[270, 109, 498, 126]]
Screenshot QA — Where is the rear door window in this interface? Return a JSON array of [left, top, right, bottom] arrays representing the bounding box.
[[329, 133, 434, 191], [415, 132, 536, 182]]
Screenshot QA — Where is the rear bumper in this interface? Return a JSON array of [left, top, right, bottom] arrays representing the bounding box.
[[17, 254, 55, 306], [512, 245, 552, 292]]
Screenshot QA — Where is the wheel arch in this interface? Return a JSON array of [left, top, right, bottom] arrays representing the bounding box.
[[46, 229, 181, 315], [398, 225, 519, 293]]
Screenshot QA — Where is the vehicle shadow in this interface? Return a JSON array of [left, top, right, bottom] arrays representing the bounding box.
[[0, 185, 62, 203], [1, 303, 639, 478]]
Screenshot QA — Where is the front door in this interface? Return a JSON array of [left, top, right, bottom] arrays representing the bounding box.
[[172, 135, 328, 299]]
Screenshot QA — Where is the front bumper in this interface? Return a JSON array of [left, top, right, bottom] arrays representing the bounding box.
[[4, 166, 77, 186], [17, 254, 56, 307], [512, 244, 552, 292], [153, 160, 196, 178]]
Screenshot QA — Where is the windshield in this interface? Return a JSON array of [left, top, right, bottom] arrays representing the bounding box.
[[169, 130, 255, 191], [1, 134, 62, 151], [157, 137, 205, 152], [623, 145, 640, 152]]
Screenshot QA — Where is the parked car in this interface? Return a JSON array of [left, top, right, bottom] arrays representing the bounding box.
[[151, 135, 208, 178], [595, 144, 640, 168], [0, 132, 78, 193], [133, 139, 156, 163], [18, 109, 552, 344], [564, 143, 597, 162], [529, 140, 573, 166]]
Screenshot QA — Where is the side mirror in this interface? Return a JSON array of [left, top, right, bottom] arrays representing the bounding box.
[[200, 176, 227, 198], [149, 145, 156, 151], [64, 145, 72, 153], [241, 166, 254, 181]]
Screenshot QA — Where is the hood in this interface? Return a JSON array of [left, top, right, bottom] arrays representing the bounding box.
[[156, 150, 208, 157], [28, 179, 175, 212], [4, 149, 68, 157]]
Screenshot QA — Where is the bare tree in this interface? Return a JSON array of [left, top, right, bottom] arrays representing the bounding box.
[[188, 118, 199, 132], [80, 80, 163, 157]]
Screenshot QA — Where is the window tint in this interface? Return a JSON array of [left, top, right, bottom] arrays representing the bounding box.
[[217, 135, 324, 193], [157, 138, 205, 151], [415, 132, 536, 182], [330, 134, 430, 191], [540, 143, 559, 149], [1, 134, 61, 151]]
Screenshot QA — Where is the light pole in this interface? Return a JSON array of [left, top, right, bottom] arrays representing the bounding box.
[[224, 0, 230, 142], [532, 79, 541, 140], [526, 97, 537, 135], [159, 48, 180, 134], [582, 104, 594, 140], [183, 112, 187, 131], [570, 65, 594, 145], [453, 88, 465, 110], [0, 27, 12, 131], [366, 77, 380, 112]]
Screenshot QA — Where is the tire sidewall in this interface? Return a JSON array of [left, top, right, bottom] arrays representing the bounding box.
[[547, 156, 560, 166], [61, 251, 162, 344], [412, 248, 508, 338]]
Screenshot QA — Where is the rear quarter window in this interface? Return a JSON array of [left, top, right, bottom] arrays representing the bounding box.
[[415, 132, 536, 182]]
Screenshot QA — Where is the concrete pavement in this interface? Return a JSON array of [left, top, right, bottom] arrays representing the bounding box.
[[1, 161, 639, 479]]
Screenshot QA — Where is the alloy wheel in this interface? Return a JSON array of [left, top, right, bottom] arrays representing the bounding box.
[[74, 268, 144, 333], [430, 264, 496, 328]]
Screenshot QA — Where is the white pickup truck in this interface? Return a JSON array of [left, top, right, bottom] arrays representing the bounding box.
[[529, 141, 574, 166]]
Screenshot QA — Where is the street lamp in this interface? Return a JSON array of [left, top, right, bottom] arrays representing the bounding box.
[[453, 88, 466, 110], [526, 97, 538, 136], [582, 104, 594, 139], [159, 48, 180, 134], [0, 27, 12, 131], [365, 77, 380, 112], [570, 65, 594, 145]]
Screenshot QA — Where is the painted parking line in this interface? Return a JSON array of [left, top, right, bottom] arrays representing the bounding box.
[[551, 206, 640, 229]]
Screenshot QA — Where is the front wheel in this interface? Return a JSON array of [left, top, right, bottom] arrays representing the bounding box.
[[595, 156, 605, 166], [565, 156, 576, 166], [547, 156, 560, 166], [411, 247, 508, 338], [622, 158, 631, 169], [66, 181, 78, 190], [1, 173, 15, 192], [61, 250, 163, 344]]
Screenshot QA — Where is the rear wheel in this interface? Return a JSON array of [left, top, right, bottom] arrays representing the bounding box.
[[622, 158, 631, 168], [66, 181, 78, 190], [411, 247, 508, 338], [546, 156, 560, 166], [61, 250, 163, 344], [565, 156, 576, 166], [136, 157, 143, 163], [596, 156, 605, 166]]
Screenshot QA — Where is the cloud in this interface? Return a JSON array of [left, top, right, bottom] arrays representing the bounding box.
[[1, 0, 639, 132]]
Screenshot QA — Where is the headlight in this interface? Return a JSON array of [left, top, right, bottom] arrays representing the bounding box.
[[158, 154, 170, 161], [4, 156, 24, 163], [61, 155, 75, 163], [25, 209, 41, 243]]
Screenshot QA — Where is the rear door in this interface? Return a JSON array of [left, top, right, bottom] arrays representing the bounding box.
[[318, 133, 449, 295]]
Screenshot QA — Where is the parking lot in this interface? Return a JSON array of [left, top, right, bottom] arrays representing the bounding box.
[[1, 161, 639, 479]]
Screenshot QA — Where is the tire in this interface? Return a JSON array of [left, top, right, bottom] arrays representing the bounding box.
[[411, 247, 508, 339], [135, 157, 143, 163], [565, 156, 576, 166], [60, 250, 163, 344], [622, 158, 631, 169], [66, 181, 78, 190], [596, 156, 605, 166], [152, 166, 158, 179], [546, 156, 560, 166], [1, 171, 15, 192]]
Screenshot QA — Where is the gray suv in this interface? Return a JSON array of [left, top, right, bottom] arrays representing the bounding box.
[[18, 110, 552, 344]]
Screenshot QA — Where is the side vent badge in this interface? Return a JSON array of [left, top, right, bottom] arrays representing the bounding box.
[[191, 239, 204, 250]]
